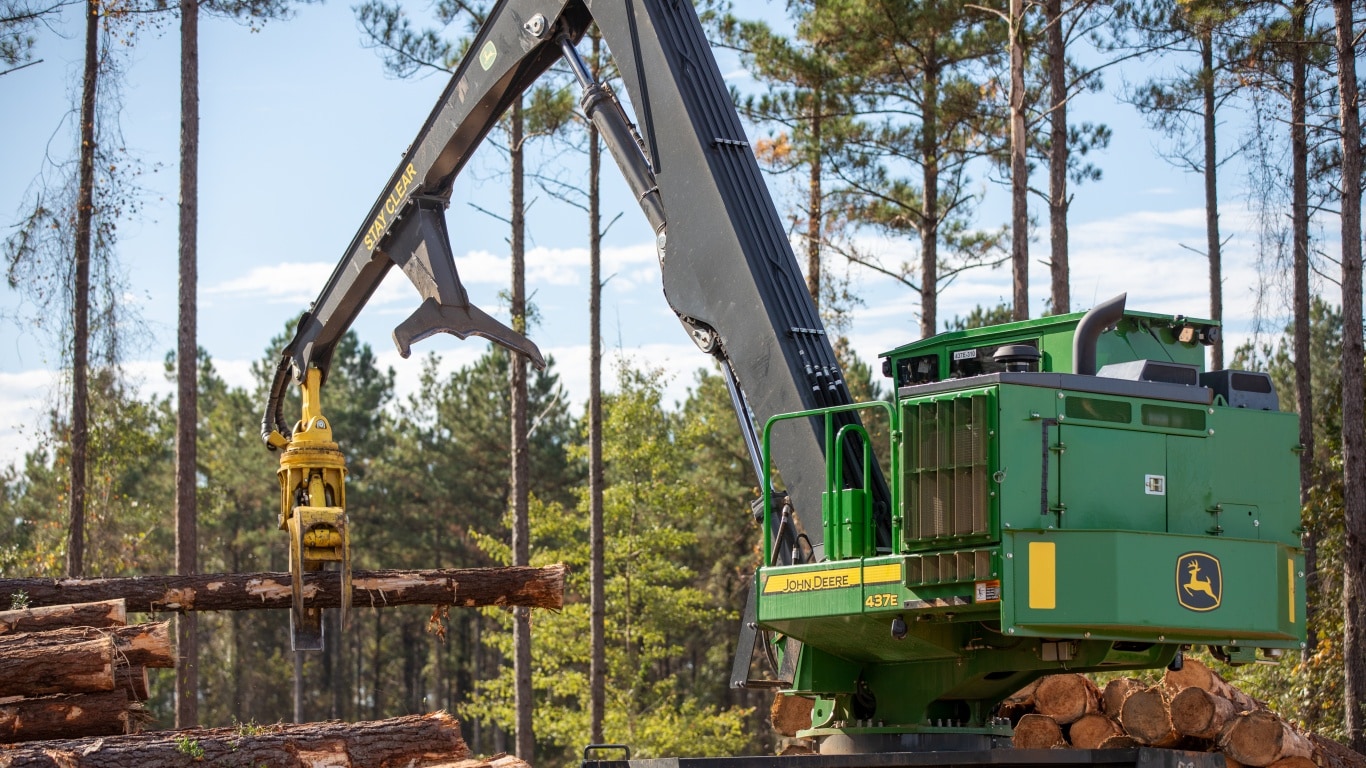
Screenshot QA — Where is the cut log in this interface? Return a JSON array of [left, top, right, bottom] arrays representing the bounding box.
[[770, 693, 813, 737], [1163, 656, 1259, 713], [1013, 713, 1066, 749], [113, 666, 148, 701], [1170, 685, 1239, 739], [1102, 677, 1145, 718], [0, 690, 136, 743], [426, 754, 532, 768], [0, 565, 566, 613], [1098, 735, 1140, 749], [1267, 758, 1318, 768], [0, 600, 126, 635], [1219, 709, 1313, 767], [997, 678, 1040, 724], [0, 711, 469, 767], [1034, 673, 1101, 725], [1307, 733, 1366, 768], [1069, 713, 1123, 749], [0, 630, 114, 697], [1118, 686, 1180, 748], [106, 622, 173, 669]]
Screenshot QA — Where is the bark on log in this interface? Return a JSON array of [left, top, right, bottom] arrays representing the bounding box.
[[770, 693, 813, 737], [998, 678, 1041, 724], [1013, 713, 1066, 749], [1069, 713, 1123, 749], [1119, 686, 1180, 748], [1163, 657, 1259, 713], [0, 631, 114, 697], [1098, 735, 1140, 749], [105, 622, 173, 669], [0, 711, 469, 767], [1219, 709, 1313, 767], [426, 753, 531, 768], [1307, 733, 1366, 768], [0, 691, 136, 743], [0, 565, 566, 613], [1267, 758, 1318, 768], [0, 601, 125, 635], [113, 666, 148, 701], [1170, 686, 1239, 739], [1102, 677, 1145, 718], [1035, 673, 1101, 725]]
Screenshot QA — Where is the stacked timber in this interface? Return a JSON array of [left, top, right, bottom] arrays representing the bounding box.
[[1001, 662, 1366, 768], [0, 711, 522, 768], [0, 599, 168, 742]]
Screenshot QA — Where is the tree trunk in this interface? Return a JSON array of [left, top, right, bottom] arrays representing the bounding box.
[[1034, 673, 1099, 725], [1102, 677, 1144, 717], [67, 0, 99, 581], [0, 599, 125, 634], [588, 34, 605, 748], [807, 88, 822, 309], [1119, 686, 1180, 747], [508, 94, 534, 762], [0, 631, 114, 697], [920, 63, 940, 338], [1289, 0, 1315, 664], [0, 565, 566, 613], [1012, 713, 1065, 749], [0, 690, 136, 742], [1170, 686, 1239, 739], [1069, 713, 1123, 749], [1098, 735, 1140, 749], [1220, 710, 1314, 767], [1046, 0, 1069, 315], [0, 712, 470, 767], [174, 0, 200, 728], [1335, 0, 1366, 749], [1200, 29, 1222, 370], [1010, 0, 1029, 322]]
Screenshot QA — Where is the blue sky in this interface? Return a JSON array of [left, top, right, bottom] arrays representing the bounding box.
[[0, 0, 1311, 469]]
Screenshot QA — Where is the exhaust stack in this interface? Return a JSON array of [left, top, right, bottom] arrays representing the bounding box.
[[1073, 294, 1127, 375]]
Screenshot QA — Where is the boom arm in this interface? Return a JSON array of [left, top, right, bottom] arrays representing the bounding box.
[[263, 0, 889, 557]]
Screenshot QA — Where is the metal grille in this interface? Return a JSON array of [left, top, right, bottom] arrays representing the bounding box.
[[905, 394, 990, 543]]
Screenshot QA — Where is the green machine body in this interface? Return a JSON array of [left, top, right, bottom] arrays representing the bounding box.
[[752, 295, 1305, 746]]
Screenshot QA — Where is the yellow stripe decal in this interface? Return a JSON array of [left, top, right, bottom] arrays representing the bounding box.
[[763, 567, 862, 595], [1029, 542, 1057, 610], [1289, 558, 1296, 624], [864, 564, 902, 585]]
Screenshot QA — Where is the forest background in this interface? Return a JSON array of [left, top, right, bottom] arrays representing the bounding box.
[[0, 0, 1364, 765]]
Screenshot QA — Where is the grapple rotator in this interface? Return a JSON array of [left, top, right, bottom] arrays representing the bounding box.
[[269, 367, 352, 652]]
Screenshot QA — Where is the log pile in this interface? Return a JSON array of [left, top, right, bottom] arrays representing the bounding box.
[[0, 711, 524, 768], [1001, 662, 1366, 768], [0, 599, 165, 743]]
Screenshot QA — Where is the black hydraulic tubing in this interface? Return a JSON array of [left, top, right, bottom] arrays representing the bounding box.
[[261, 354, 293, 449], [558, 35, 666, 235], [720, 358, 766, 489]]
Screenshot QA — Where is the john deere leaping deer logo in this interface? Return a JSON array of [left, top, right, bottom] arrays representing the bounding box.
[[1176, 552, 1222, 611]]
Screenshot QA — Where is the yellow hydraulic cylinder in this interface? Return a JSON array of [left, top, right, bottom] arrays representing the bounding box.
[[276, 367, 351, 652]]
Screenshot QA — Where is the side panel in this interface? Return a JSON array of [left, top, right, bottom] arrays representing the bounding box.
[[1004, 530, 1304, 646]]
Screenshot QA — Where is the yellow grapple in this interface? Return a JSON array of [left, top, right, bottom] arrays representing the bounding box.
[[274, 367, 351, 652]]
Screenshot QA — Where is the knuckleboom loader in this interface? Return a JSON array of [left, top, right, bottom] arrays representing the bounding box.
[[261, 0, 1305, 759]]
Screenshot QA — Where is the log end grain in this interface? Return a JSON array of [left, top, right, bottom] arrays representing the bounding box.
[[1035, 673, 1100, 725], [1119, 686, 1180, 748], [1069, 713, 1123, 750], [1101, 677, 1145, 718], [770, 693, 813, 737], [1013, 713, 1066, 749]]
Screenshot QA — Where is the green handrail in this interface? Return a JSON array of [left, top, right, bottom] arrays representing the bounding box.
[[760, 400, 900, 567]]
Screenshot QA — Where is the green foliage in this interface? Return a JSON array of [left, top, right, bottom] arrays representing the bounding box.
[[1226, 298, 1346, 737], [945, 302, 1015, 331], [461, 362, 757, 767], [174, 734, 206, 759], [8, 590, 28, 610]]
